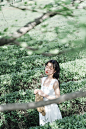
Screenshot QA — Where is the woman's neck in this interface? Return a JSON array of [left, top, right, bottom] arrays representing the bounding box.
[[47, 75, 53, 80]]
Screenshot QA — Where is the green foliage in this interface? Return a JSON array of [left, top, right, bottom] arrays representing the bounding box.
[[0, 89, 35, 104], [0, 6, 1, 11], [0, 109, 39, 129], [30, 113, 86, 129], [43, 4, 53, 11], [0, 90, 39, 128], [24, 2, 27, 5]]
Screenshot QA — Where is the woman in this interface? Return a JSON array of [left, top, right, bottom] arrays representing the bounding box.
[[34, 60, 62, 126]]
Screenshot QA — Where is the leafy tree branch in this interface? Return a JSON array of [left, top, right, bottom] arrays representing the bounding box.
[[0, 11, 67, 46]]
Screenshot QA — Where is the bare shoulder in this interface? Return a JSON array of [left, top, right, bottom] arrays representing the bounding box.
[[53, 80, 59, 89]]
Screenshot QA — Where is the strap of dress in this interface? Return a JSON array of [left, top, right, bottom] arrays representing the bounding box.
[[41, 77, 58, 89]]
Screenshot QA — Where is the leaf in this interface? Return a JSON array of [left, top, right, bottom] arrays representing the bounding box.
[[43, 4, 53, 9], [4, 28, 8, 32], [24, 2, 27, 5]]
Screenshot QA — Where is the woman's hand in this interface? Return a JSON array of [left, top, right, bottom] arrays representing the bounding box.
[[38, 90, 45, 97], [34, 89, 45, 96], [34, 89, 39, 94], [34, 89, 48, 98], [34, 89, 44, 96], [34, 89, 55, 99]]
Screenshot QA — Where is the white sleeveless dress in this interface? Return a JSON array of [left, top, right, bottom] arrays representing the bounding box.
[[39, 77, 62, 126]]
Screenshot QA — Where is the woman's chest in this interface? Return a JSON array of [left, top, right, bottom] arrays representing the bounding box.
[[42, 86, 55, 95], [43, 80, 51, 87]]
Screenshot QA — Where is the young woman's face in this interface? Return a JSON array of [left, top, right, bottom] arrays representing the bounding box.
[[45, 63, 55, 76]]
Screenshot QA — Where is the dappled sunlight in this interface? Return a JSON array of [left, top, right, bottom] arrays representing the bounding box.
[[20, 42, 28, 48], [49, 49, 59, 54], [26, 50, 33, 55], [60, 58, 86, 82], [1, 46, 8, 49]]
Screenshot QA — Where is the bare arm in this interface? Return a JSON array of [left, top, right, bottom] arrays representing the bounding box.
[[53, 81, 60, 98]]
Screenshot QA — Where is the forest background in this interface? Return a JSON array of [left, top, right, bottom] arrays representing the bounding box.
[[0, 0, 86, 128]]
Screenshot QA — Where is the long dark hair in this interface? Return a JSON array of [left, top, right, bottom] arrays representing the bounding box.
[[45, 60, 60, 86]]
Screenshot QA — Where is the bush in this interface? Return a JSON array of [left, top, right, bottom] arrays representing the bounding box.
[[30, 113, 86, 129]]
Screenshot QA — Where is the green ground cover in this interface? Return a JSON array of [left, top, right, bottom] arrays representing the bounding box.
[[0, 0, 86, 128], [30, 113, 86, 129]]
